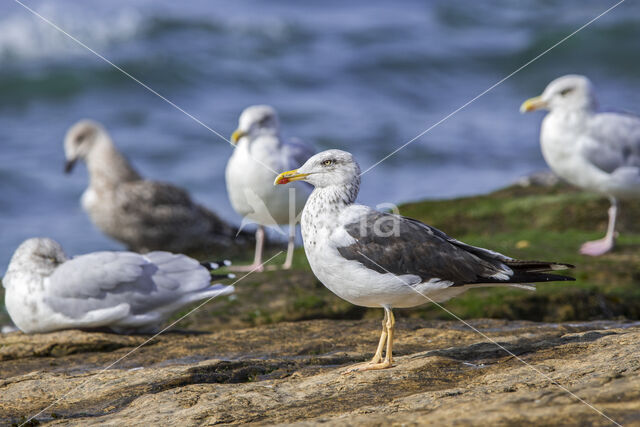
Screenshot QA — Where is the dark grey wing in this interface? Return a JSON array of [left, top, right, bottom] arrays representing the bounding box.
[[336, 211, 573, 285], [582, 111, 640, 173]]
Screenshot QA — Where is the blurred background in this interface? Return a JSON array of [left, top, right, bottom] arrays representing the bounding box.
[[1, 0, 639, 271]]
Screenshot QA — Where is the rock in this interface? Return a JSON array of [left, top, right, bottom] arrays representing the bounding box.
[[0, 319, 638, 425]]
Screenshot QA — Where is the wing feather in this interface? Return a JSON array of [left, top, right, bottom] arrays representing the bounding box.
[[335, 209, 573, 285], [582, 111, 640, 173]]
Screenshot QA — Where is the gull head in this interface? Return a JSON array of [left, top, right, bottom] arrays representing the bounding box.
[[64, 119, 107, 173], [231, 105, 280, 145], [5, 238, 67, 281], [275, 149, 360, 189], [520, 74, 596, 114]]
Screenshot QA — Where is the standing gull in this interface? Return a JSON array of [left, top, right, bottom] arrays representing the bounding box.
[[275, 150, 574, 371], [521, 74, 640, 256], [64, 120, 248, 254], [226, 105, 315, 271], [3, 238, 235, 334]]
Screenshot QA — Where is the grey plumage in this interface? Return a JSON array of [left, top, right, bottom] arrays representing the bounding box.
[[582, 111, 640, 174]]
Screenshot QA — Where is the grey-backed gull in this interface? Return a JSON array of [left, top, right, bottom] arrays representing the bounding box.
[[226, 105, 315, 271], [64, 120, 245, 253], [521, 74, 640, 256], [3, 238, 234, 334], [275, 149, 574, 371]]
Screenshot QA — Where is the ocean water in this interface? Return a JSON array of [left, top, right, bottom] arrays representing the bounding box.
[[1, 0, 639, 271]]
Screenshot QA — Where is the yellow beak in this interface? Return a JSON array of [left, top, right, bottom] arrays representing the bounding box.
[[520, 95, 547, 113], [274, 169, 309, 185], [231, 129, 247, 145]]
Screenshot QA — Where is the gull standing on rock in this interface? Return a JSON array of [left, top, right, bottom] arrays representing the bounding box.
[[226, 105, 315, 271], [64, 120, 247, 254], [275, 150, 574, 371], [3, 238, 235, 334], [521, 75, 640, 256]]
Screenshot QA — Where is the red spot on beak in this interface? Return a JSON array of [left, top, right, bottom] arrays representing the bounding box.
[[278, 177, 290, 184]]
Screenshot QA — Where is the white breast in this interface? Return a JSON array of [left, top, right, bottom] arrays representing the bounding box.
[[4, 274, 72, 333], [541, 112, 612, 193], [226, 138, 309, 225], [81, 187, 98, 211]]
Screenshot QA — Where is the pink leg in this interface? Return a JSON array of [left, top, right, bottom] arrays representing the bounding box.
[[580, 198, 618, 256], [267, 225, 296, 271], [230, 226, 265, 272]]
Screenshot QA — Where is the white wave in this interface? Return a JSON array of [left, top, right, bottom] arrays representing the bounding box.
[[0, 2, 142, 61]]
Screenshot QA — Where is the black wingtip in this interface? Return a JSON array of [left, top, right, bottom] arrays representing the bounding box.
[[210, 273, 236, 280], [201, 260, 233, 270]]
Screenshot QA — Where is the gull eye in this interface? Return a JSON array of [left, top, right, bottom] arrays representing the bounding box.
[[322, 159, 333, 166], [560, 87, 574, 96]]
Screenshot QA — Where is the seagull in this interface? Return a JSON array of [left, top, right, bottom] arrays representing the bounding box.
[[275, 149, 574, 371], [64, 120, 248, 254], [521, 74, 640, 256], [226, 105, 315, 271], [3, 238, 235, 334]]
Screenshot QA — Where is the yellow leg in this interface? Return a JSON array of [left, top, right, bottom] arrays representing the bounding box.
[[384, 308, 395, 365], [344, 307, 395, 373], [370, 310, 389, 364]]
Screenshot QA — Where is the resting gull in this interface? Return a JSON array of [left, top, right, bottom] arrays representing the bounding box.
[[226, 105, 315, 271], [64, 120, 248, 253], [3, 238, 235, 334], [521, 74, 640, 256], [275, 149, 574, 371]]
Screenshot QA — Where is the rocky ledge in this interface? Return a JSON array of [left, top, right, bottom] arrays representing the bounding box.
[[1, 318, 638, 426]]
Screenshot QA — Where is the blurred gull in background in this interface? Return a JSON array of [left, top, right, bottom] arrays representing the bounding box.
[[226, 105, 315, 271], [521, 74, 640, 256], [3, 237, 234, 334], [64, 120, 250, 254]]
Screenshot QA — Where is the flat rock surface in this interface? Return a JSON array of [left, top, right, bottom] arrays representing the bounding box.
[[1, 318, 638, 426]]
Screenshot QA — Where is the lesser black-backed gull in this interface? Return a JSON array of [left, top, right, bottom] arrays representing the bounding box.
[[275, 149, 574, 371]]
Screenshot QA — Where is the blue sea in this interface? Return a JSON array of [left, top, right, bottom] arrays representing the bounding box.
[[1, 0, 639, 271]]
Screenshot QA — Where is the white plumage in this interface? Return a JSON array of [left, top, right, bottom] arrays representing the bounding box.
[[521, 74, 640, 256], [225, 105, 315, 271], [3, 238, 234, 334]]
